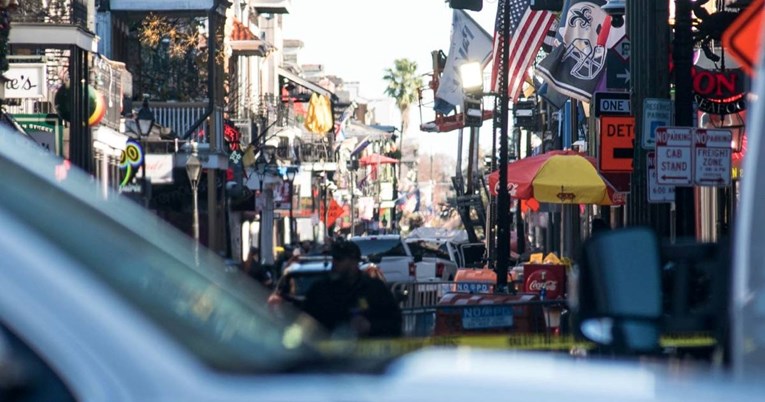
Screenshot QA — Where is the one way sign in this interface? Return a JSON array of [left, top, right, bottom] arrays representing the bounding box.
[[607, 36, 630, 90]]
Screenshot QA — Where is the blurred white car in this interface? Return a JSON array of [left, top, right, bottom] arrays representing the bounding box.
[[1, 125, 764, 402]]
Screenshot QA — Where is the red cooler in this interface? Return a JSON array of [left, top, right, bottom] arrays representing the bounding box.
[[523, 264, 567, 300]]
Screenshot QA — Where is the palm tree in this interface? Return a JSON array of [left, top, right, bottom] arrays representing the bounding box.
[[383, 58, 423, 134]]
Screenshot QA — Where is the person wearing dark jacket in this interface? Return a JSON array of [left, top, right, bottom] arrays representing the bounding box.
[[303, 241, 402, 338]]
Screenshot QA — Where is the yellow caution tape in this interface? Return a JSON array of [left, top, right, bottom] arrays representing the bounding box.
[[318, 333, 718, 358]]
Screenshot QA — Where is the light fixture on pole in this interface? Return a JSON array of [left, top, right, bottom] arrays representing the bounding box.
[[136, 98, 155, 137], [136, 97, 156, 207], [601, 0, 626, 27], [460, 61, 485, 129], [701, 112, 746, 153], [185, 142, 202, 264], [460, 61, 484, 96]]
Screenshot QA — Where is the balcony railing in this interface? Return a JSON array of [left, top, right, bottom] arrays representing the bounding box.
[[149, 102, 208, 140], [15, 0, 89, 28]]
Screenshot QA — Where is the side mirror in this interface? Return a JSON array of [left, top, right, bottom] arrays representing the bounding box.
[[575, 227, 662, 354]]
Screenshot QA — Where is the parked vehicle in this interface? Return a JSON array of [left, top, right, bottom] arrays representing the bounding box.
[[349, 235, 417, 283], [404, 238, 460, 281]]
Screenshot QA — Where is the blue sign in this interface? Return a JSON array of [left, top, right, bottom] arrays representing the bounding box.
[[456, 282, 492, 294], [461, 306, 514, 329]]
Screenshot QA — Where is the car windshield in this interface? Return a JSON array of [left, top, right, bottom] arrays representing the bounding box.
[[280, 272, 329, 298], [407, 240, 451, 261], [351, 238, 407, 258], [0, 128, 321, 373]]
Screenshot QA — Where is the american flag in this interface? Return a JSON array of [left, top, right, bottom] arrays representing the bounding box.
[[490, 0, 555, 102]]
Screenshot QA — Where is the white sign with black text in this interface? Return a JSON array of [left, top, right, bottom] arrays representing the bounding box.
[[647, 151, 675, 203], [656, 127, 693, 186], [5, 63, 47, 99], [694, 129, 732, 187]]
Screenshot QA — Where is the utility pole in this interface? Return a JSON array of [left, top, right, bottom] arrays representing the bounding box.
[[673, 0, 696, 239], [627, 0, 671, 238], [494, 0, 512, 292]]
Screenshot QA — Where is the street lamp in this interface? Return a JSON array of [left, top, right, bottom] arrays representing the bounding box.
[[136, 98, 156, 207], [136, 98, 155, 137], [285, 167, 298, 245], [601, 0, 626, 27], [460, 61, 484, 95], [186, 142, 202, 264], [253, 146, 277, 262]]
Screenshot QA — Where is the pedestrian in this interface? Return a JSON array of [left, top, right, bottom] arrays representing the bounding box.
[[303, 241, 402, 338], [242, 247, 274, 290]]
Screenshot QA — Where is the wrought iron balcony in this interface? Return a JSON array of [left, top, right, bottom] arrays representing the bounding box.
[[148, 102, 208, 140], [15, 0, 89, 29]]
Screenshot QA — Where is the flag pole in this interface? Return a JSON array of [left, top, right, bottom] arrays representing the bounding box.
[[494, 0, 513, 292]]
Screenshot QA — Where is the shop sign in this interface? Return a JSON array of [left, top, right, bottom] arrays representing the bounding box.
[[145, 154, 174, 184], [5, 64, 47, 99], [692, 66, 748, 114]]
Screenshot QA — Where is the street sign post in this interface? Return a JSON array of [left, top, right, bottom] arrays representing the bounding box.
[[656, 127, 693, 186], [694, 129, 732, 187], [599, 115, 635, 172], [642, 98, 672, 149], [594, 92, 631, 117], [647, 151, 675, 203]]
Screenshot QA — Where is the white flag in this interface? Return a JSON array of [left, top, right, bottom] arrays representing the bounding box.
[[435, 10, 493, 114]]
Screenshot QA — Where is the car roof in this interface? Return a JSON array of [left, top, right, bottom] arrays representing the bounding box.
[[283, 257, 333, 274], [349, 235, 402, 241]]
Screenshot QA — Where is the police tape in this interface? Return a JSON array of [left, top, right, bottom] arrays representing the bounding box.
[[318, 333, 718, 358]]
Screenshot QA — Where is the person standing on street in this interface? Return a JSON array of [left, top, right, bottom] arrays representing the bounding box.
[[242, 247, 274, 290], [303, 241, 402, 338]]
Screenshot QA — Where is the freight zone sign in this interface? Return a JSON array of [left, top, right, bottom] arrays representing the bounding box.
[[694, 129, 732, 186], [656, 127, 693, 186]]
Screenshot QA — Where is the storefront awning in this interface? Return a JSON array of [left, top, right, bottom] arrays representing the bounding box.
[[277, 67, 334, 99]]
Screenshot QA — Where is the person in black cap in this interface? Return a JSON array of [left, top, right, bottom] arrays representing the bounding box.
[[303, 241, 402, 338]]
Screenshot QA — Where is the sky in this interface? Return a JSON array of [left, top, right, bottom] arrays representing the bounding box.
[[281, 0, 499, 157]]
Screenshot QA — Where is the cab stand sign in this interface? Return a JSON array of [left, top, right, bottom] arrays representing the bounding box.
[[655, 127, 731, 188]]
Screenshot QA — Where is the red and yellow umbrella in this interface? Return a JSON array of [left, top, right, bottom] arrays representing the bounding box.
[[487, 150, 624, 205]]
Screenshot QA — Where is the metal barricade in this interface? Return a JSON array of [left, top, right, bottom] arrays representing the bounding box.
[[393, 280, 569, 338]]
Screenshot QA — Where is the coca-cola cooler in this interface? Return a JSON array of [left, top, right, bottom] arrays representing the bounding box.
[[523, 264, 567, 300]]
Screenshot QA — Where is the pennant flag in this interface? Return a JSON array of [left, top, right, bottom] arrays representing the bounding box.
[[535, 0, 613, 102], [434, 10, 494, 115], [490, 0, 556, 102]]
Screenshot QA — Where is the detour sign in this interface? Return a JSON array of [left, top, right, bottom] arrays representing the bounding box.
[[722, 0, 763, 76], [599, 115, 635, 172]]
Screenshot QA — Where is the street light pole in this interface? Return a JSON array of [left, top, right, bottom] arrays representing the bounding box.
[[674, 0, 696, 239], [493, 0, 512, 292], [286, 167, 297, 244], [136, 97, 155, 209], [185, 142, 202, 264]]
